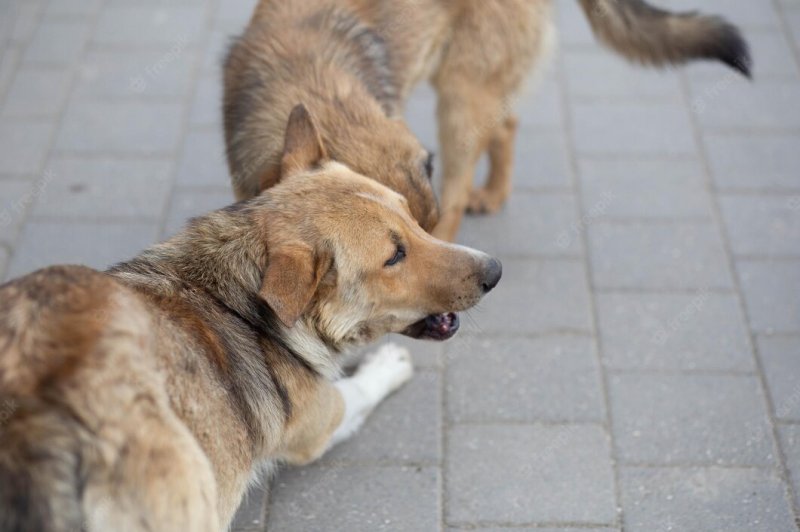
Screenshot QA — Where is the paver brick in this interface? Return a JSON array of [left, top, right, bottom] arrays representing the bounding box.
[[596, 292, 754, 372], [778, 423, 800, 510], [610, 374, 776, 466], [620, 466, 796, 532], [268, 465, 439, 532], [1, 68, 71, 118], [32, 157, 173, 220], [572, 102, 696, 156], [588, 223, 733, 290], [93, 5, 208, 46], [0, 180, 36, 244], [0, 121, 55, 175], [759, 336, 800, 421], [473, 258, 592, 334], [74, 49, 195, 98], [446, 424, 616, 525], [22, 20, 90, 65], [162, 186, 233, 237], [55, 101, 184, 155], [737, 260, 800, 333], [445, 335, 605, 423], [459, 192, 581, 257], [706, 134, 800, 191], [8, 220, 159, 278], [689, 80, 800, 130], [579, 159, 713, 220], [175, 128, 229, 186], [720, 195, 800, 258]]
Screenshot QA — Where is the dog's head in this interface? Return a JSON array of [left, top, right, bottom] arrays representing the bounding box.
[[258, 105, 500, 348]]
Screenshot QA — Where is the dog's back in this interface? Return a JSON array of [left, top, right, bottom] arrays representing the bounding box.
[[0, 266, 219, 532]]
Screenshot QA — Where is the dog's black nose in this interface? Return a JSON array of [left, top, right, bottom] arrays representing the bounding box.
[[481, 258, 502, 293]]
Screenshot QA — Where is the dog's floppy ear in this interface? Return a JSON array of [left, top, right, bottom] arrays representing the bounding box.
[[260, 241, 328, 327], [281, 104, 328, 178]]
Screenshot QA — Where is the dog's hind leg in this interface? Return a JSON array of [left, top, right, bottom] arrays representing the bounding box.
[[467, 115, 519, 215]]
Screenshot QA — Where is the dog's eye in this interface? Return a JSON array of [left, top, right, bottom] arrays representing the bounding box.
[[423, 153, 435, 180], [385, 244, 406, 267]]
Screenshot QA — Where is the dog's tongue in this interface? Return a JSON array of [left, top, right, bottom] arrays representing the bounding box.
[[425, 312, 459, 340]]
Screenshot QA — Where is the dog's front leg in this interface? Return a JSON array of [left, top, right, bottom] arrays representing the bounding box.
[[329, 343, 414, 447]]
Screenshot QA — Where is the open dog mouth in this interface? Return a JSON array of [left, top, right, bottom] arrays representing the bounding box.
[[402, 312, 460, 341]]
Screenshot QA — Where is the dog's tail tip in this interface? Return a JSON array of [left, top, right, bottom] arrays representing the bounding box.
[[580, 0, 753, 78]]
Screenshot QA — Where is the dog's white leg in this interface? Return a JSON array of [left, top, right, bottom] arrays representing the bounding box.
[[329, 343, 413, 447]]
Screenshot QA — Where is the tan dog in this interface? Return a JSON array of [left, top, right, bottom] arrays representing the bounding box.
[[0, 106, 501, 532], [224, 0, 751, 241]]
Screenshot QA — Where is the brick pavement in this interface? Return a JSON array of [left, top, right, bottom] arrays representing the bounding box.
[[1, 1, 799, 531]]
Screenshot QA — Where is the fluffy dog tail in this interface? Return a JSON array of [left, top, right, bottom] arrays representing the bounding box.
[[578, 0, 752, 77], [0, 398, 84, 532]]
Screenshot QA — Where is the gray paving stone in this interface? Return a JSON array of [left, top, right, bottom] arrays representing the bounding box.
[[32, 157, 173, 220], [706, 134, 800, 190], [404, 83, 437, 150], [720, 195, 800, 258], [737, 260, 800, 333], [620, 466, 796, 532], [190, 74, 222, 126], [213, 0, 258, 32], [9, 2, 44, 45], [1, 68, 71, 118], [0, 180, 36, 244], [175, 128, 229, 186], [55, 101, 184, 154], [571, 102, 696, 156], [759, 336, 800, 421], [690, 80, 800, 130], [512, 129, 572, 189], [449, 529, 617, 532], [93, 5, 207, 46], [516, 76, 564, 131], [268, 465, 439, 532], [445, 335, 605, 423], [202, 29, 229, 74], [778, 423, 800, 510], [474, 258, 592, 334], [0, 121, 54, 175], [459, 192, 581, 258], [22, 20, 90, 65], [74, 49, 195, 98], [596, 292, 754, 372], [588, 223, 733, 290], [230, 483, 269, 532], [579, 159, 713, 220], [564, 50, 683, 99], [0, 47, 22, 101], [43, 0, 103, 18], [555, 0, 594, 46], [162, 186, 233, 237], [446, 424, 616, 525], [610, 374, 776, 466], [320, 370, 440, 465], [8, 220, 159, 278]]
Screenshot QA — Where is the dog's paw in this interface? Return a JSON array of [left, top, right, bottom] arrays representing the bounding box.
[[356, 343, 414, 399], [466, 188, 506, 215]]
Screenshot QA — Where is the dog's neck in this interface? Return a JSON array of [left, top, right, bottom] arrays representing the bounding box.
[[108, 202, 342, 380]]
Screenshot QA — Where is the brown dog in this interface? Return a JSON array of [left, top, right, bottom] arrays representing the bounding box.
[[224, 0, 751, 241], [0, 106, 501, 531]]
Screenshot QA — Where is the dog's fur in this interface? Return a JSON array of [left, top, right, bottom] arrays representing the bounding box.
[[224, 0, 751, 241], [0, 108, 500, 531]]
